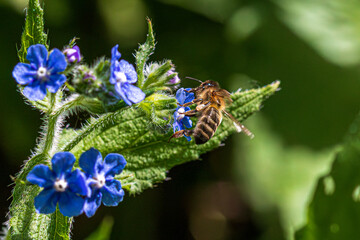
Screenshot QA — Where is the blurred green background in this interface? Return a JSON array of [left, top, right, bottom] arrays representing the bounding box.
[[1, 0, 360, 239]]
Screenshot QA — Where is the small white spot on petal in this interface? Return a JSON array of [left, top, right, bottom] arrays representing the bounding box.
[[37, 67, 48, 80], [92, 174, 106, 189], [176, 107, 186, 121], [54, 179, 68, 192], [115, 71, 127, 83]]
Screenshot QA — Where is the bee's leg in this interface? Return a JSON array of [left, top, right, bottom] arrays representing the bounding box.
[[184, 109, 197, 117], [184, 89, 196, 93], [178, 98, 202, 107], [168, 129, 194, 142]]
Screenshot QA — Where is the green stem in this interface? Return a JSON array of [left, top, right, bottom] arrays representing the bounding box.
[[42, 93, 57, 156]]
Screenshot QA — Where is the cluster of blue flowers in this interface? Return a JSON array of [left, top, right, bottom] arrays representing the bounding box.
[[172, 88, 195, 141], [12, 44, 145, 106], [26, 148, 127, 217]]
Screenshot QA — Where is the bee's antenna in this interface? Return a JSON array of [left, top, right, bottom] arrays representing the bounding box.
[[185, 76, 203, 83]]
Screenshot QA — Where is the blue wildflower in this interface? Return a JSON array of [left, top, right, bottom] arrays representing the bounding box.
[[12, 44, 67, 101], [172, 88, 195, 141], [110, 44, 145, 105], [63, 45, 81, 63], [79, 148, 126, 217], [26, 152, 89, 217]]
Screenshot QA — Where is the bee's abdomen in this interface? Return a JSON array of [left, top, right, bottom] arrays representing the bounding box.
[[194, 107, 221, 144]]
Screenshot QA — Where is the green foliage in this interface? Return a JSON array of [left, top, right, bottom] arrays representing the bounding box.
[[17, 0, 48, 63], [136, 18, 156, 88], [85, 216, 114, 240], [141, 60, 173, 89], [295, 114, 360, 240], [274, 0, 360, 66], [9, 154, 71, 240], [9, 1, 280, 239], [237, 115, 335, 239], [58, 81, 280, 194]]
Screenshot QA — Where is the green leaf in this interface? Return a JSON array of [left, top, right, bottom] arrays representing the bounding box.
[[236, 115, 334, 239], [295, 114, 360, 239], [274, 0, 360, 66], [18, 0, 48, 63], [85, 216, 114, 240], [59, 81, 280, 194], [136, 18, 156, 88]]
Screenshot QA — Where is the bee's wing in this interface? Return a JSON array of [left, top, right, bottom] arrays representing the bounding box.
[[223, 110, 254, 139]]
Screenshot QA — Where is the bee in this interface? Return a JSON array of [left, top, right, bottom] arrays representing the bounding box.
[[169, 79, 254, 144]]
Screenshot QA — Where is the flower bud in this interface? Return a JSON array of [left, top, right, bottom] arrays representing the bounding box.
[[64, 45, 81, 63]]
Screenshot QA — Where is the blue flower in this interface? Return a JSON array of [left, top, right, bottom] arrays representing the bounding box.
[[79, 148, 127, 217], [63, 45, 81, 63], [110, 44, 145, 105], [172, 88, 195, 141], [26, 152, 89, 217], [12, 44, 67, 101]]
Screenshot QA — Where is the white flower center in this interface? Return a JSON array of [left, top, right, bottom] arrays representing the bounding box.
[[115, 71, 127, 83], [37, 67, 48, 80], [54, 178, 68, 192], [177, 107, 185, 120], [93, 174, 106, 189]]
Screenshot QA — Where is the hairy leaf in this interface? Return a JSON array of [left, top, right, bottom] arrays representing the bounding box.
[[18, 0, 48, 63], [295, 115, 360, 239], [136, 18, 156, 88], [59, 81, 280, 194]]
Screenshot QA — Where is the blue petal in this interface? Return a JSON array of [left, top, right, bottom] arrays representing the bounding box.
[[175, 88, 185, 103], [23, 81, 47, 101], [46, 74, 66, 93], [27, 165, 55, 188], [58, 191, 85, 217], [26, 44, 48, 68], [101, 179, 124, 206], [119, 60, 137, 84], [51, 152, 75, 178], [47, 48, 67, 73], [103, 154, 127, 177], [109, 61, 120, 85], [172, 120, 183, 132], [79, 148, 103, 176], [110, 45, 121, 85], [12, 63, 36, 85], [84, 189, 102, 217], [175, 88, 194, 105], [122, 83, 145, 105], [111, 45, 121, 62], [114, 83, 132, 105], [67, 169, 90, 197], [182, 117, 192, 129], [34, 188, 59, 214], [184, 88, 195, 103]]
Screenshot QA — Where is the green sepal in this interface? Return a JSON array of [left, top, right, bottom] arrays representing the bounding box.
[[139, 93, 177, 126], [136, 18, 156, 88], [142, 60, 173, 89]]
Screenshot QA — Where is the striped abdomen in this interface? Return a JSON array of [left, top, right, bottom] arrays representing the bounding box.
[[194, 107, 222, 144]]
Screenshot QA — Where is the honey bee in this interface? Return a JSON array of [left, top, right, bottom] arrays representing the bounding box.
[[169, 79, 254, 144]]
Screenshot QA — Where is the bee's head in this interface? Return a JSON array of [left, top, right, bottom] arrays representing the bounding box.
[[199, 80, 220, 89]]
